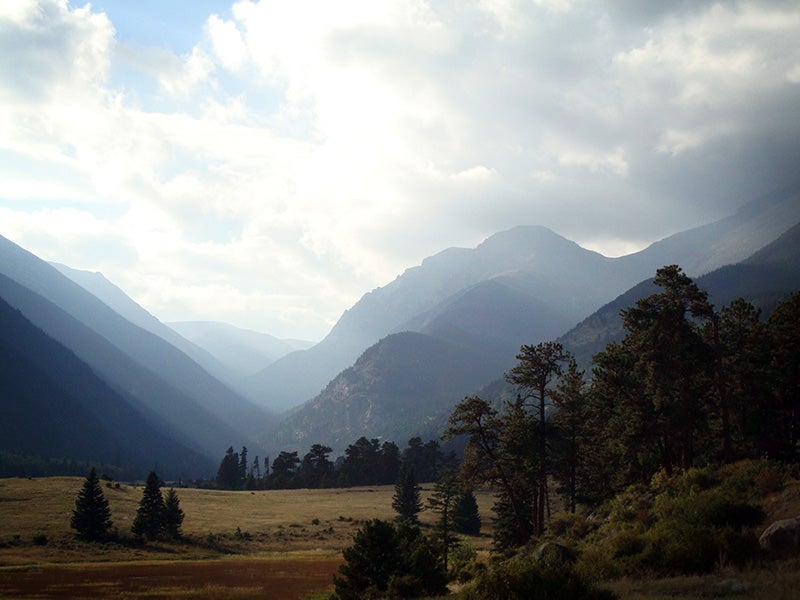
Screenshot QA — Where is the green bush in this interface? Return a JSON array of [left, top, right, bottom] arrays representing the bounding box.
[[459, 557, 616, 600]]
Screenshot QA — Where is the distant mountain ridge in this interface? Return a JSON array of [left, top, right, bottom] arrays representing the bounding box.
[[0, 295, 211, 478], [248, 186, 800, 412], [267, 188, 800, 452], [0, 235, 275, 471], [167, 321, 311, 377]]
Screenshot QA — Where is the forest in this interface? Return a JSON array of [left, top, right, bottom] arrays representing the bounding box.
[[216, 265, 800, 598]]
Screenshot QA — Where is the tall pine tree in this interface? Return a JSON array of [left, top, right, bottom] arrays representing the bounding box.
[[392, 463, 423, 524], [71, 467, 113, 541], [132, 471, 165, 540]]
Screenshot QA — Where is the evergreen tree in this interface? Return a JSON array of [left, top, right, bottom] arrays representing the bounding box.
[[551, 358, 589, 513], [445, 395, 533, 548], [427, 468, 461, 570], [270, 451, 300, 488], [392, 463, 423, 524], [334, 519, 447, 599], [300, 444, 334, 488], [216, 446, 242, 490], [506, 341, 571, 536], [162, 488, 184, 539], [71, 467, 113, 541], [132, 471, 165, 540], [453, 489, 481, 536]]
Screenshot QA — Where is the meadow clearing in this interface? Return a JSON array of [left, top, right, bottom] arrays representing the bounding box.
[[4, 475, 800, 599], [0, 476, 494, 598]]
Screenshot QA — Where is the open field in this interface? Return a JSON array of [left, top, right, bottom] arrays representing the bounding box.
[[4, 476, 800, 599], [0, 476, 494, 598]]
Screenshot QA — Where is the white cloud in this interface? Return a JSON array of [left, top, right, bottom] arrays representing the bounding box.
[[1, 0, 800, 340]]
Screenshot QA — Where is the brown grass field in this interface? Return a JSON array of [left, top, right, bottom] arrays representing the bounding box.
[[0, 477, 494, 598], [3, 476, 800, 599]]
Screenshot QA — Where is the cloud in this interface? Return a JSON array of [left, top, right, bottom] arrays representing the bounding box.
[[1, 0, 799, 340]]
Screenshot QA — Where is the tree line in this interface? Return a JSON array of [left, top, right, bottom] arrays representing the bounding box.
[[447, 265, 800, 553], [215, 435, 445, 490]]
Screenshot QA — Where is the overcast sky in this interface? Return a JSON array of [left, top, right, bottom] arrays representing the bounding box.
[[1, 0, 799, 341]]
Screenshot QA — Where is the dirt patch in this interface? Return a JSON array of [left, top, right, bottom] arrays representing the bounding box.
[[0, 555, 342, 599]]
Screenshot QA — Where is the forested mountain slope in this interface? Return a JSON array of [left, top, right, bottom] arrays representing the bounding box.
[[0, 295, 212, 478], [0, 234, 275, 443], [247, 186, 800, 412]]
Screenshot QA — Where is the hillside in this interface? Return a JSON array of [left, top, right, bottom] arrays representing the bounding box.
[[560, 219, 800, 367], [246, 186, 800, 412], [0, 296, 211, 479], [0, 234, 275, 445], [271, 331, 503, 454], [0, 273, 249, 468]]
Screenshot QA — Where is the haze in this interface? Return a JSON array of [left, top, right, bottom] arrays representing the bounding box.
[[1, 0, 799, 340]]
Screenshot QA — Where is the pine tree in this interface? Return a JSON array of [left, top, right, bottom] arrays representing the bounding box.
[[453, 489, 481, 535], [162, 488, 184, 539], [427, 468, 461, 570], [71, 467, 113, 541], [392, 463, 423, 524], [132, 471, 165, 540]]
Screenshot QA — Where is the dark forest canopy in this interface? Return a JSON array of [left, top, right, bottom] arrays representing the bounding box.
[[447, 266, 800, 552]]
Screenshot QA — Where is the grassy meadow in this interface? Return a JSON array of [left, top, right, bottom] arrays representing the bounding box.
[[3, 474, 800, 599], [0, 476, 493, 598]]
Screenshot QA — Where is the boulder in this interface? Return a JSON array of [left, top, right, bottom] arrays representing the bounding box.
[[759, 517, 800, 555]]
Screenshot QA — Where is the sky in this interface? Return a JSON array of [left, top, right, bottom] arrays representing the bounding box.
[[1, 1, 799, 341]]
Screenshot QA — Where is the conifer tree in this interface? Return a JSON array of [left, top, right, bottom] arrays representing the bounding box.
[[162, 488, 184, 539], [71, 467, 113, 541], [392, 463, 423, 524], [427, 468, 461, 569], [453, 489, 481, 536], [132, 471, 165, 540]]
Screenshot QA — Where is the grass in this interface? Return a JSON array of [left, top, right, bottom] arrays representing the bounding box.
[[0, 477, 495, 564], [3, 473, 800, 598], [0, 477, 493, 598]]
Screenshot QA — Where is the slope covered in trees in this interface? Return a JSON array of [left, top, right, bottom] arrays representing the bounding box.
[[0, 295, 212, 479]]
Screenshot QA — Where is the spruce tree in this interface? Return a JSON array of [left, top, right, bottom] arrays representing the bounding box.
[[71, 467, 113, 541], [454, 489, 481, 535], [392, 463, 423, 524], [132, 471, 165, 540], [426, 468, 460, 570], [162, 488, 185, 539]]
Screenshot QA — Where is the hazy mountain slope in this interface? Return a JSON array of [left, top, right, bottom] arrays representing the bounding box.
[[0, 273, 251, 463], [0, 235, 274, 440], [0, 296, 212, 478], [247, 186, 800, 412], [616, 185, 800, 279], [271, 332, 503, 454], [52, 263, 239, 386], [247, 226, 617, 411], [560, 219, 800, 368], [167, 321, 301, 376]]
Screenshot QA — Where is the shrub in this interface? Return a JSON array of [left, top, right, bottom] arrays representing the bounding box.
[[459, 556, 616, 600], [333, 519, 447, 599], [32, 533, 48, 546]]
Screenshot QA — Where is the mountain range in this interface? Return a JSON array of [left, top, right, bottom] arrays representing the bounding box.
[[269, 187, 800, 452], [0, 238, 276, 478], [1, 184, 798, 469]]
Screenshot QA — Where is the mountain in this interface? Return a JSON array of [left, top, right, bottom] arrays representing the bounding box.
[[0, 295, 212, 479], [167, 321, 310, 376], [271, 332, 502, 454], [0, 234, 275, 452], [247, 186, 800, 412], [51, 263, 240, 386], [0, 272, 251, 467], [559, 219, 800, 368]]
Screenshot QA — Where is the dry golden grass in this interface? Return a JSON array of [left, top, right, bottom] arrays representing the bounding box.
[[0, 476, 494, 565]]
